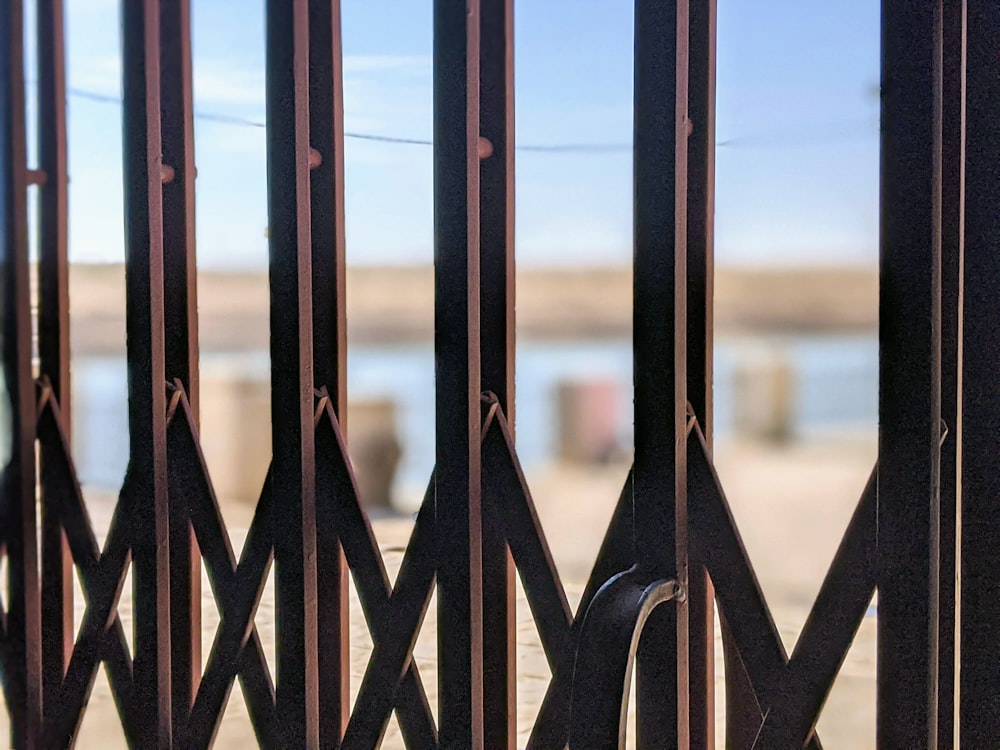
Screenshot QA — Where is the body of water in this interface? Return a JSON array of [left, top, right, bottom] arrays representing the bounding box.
[[3, 334, 878, 497]]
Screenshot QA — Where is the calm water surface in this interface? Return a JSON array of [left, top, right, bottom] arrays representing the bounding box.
[[2, 334, 878, 496]]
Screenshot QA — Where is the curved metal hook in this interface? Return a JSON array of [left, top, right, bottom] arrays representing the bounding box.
[[568, 567, 682, 749]]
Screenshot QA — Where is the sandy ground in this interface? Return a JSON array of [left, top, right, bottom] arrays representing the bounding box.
[[64, 264, 878, 354], [0, 431, 879, 748]]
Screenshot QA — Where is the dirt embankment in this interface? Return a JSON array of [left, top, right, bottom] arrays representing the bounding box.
[[65, 263, 878, 354]]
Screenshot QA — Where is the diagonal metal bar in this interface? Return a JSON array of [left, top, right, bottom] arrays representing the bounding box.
[[689, 421, 875, 750], [687, 424, 785, 696], [347, 397, 581, 748], [754, 469, 877, 748], [527, 472, 634, 749], [163, 387, 241, 606], [315, 397, 437, 748], [484, 403, 574, 669], [48, 495, 134, 748], [343, 402, 537, 748], [165, 389, 277, 748], [34, 385, 138, 745], [343, 484, 438, 749]]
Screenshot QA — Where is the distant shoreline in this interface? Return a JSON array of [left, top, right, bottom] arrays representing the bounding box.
[[64, 263, 878, 355]]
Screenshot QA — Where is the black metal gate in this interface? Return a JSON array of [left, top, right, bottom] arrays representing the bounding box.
[[1, 0, 997, 748]]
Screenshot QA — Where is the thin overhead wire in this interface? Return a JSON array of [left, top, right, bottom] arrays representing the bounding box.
[[66, 85, 877, 153]]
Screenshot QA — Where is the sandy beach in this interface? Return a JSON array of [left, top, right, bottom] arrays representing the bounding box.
[[1, 430, 878, 748]]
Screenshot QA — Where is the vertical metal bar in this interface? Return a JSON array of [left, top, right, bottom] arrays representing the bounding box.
[[960, 1, 1000, 745], [307, 0, 350, 742], [159, 0, 198, 417], [686, 1, 715, 746], [159, 0, 200, 735], [633, 0, 690, 747], [479, 0, 514, 423], [265, 0, 321, 745], [121, 0, 173, 745], [35, 0, 73, 722], [434, 0, 484, 746], [36, 0, 68, 419], [479, 0, 515, 746], [308, 1, 347, 420], [938, 1, 965, 745], [878, 1, 943, 747], [0, 0, 43, 745]]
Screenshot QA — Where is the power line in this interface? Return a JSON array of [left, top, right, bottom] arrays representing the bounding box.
[[68, 86, 621, 151], [66, 85, 876, 153]]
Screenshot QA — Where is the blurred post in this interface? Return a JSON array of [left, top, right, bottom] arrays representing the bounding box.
[[347, 397, 402, 509], [732, 347, 794, 442], [198, 362, 272, 504], [199, 362, 402, 510], [556, 377, 622, 464]]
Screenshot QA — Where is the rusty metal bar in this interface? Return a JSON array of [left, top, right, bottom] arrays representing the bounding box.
[[685, 2, 714, 440], [308, 0, 347, 421], [434, 0, 484, 746], [478, 0, 515, 745], [754, 469, 877, 747], [6, 2, 986, 744], [633, 0, 690, 745], [686, 1, 716, 746], [0, 0, 43, 745], [960, 1, 1000, 745], [36, 0, 69, 423], [342, 483, 438, 748], [121, 0, 173, 744], [306, 1, 350, 742], [685, 5, 750, 742], [478, 4, 515, 431], [484, 406, 573, 669], [321, 425, 437, 748], [265, 0, 321, 744], [938, 1, 965, 745], [527, 472, 633, 748], [159, 0, 198, 417], [878, 1, 944, 746], [34, 386, 139, 746], [180, 451, 276, 747], [688, 423, 785, 717], [34, 0, 74, 725], [159, 0, 202, 735]]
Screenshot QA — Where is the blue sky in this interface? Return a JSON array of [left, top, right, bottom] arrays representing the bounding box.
[[32, 0, 880, 268]]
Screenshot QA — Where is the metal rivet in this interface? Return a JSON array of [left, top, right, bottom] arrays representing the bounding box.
[[478, 136, 493, 160]]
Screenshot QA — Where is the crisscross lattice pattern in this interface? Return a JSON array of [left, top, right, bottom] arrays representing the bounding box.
[[2, 0, 993, 748]]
